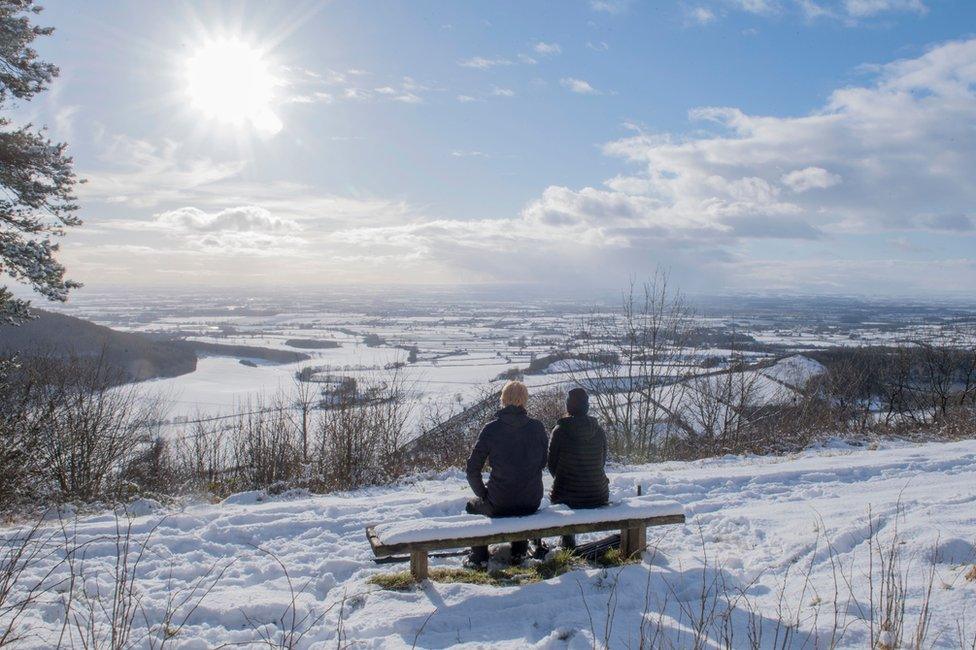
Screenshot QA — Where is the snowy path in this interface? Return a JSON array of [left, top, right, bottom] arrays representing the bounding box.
[[5, 439, 976, 648]]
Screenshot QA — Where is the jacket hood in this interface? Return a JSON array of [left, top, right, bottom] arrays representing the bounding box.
[[566, 388, 589, 416], [496, 404, 530, 427]]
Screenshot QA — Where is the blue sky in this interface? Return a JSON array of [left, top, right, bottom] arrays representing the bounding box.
[[16, 0, 976, 297]]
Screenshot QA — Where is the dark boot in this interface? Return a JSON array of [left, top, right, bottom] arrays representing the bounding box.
[[531, 538, 549, 560], [510, 540, 528, 565], [465, 544, 489, 569]]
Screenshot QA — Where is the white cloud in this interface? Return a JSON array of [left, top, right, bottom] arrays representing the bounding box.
[[796, 0, 835, 17], [151, 206, 303, 255], [491, 86, 516, 97], [458, 56, 513, 69], [731, 0, 779, 14], [155, 205, 298, 234], [343, 88, 370, 100], [781, 167, 842, 192], [797, 0, 928, 21], [587, 38, 976, 255], [54, 105, 79, 138], [587, 41, 610, 52], [394, 93, 423, 104], [844, 0, 926, 17], [888, 236, 929, 253], [560, 77, 602, 95], [533, 41, 562, 55], [589, 0, 633, 14], [692, 0, 928, 23], [285, 91, 333, 104], [80, 137, 245, 209], [286, 67, 429, 105], [72, 39, 976, 295], [312, 37, 976, 294], [691, 7, 717, 23]]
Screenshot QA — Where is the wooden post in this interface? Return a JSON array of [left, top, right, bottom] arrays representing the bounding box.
[[620, 526, 646, 559], [631, 485, 646, 558], [619, 528, 633, 557], [618, 485, 645, 558], [410, 549, 429, 581], [635, 525, 647, 556]]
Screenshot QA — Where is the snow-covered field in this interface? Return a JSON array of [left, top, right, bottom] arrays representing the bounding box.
[[5, 438, 976, 648]]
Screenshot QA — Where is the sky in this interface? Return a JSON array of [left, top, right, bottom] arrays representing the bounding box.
[[13, 0, 976, 298]]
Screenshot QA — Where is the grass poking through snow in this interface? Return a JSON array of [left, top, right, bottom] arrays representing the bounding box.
[[368, 547, 637, 590]]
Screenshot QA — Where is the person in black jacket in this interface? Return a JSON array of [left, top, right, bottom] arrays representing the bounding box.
[[465, 380, 548, 566], [547, 387, 610, 549]]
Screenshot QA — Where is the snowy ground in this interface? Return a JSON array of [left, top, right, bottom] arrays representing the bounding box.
[[5, 438, 976, 648]]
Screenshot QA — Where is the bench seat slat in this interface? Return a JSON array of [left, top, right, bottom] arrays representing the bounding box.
[[369, 496, 683, 548], [367, 512, 685, 556]]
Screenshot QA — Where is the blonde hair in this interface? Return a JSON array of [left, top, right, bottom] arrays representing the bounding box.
[[500, 380, 529, 408]]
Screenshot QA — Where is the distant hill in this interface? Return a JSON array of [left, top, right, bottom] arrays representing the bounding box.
[[0, 309, 197, 382], [172, 340, 310, 364]]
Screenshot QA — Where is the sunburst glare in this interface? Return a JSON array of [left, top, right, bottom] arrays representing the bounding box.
[[185, 38, 282, 134]]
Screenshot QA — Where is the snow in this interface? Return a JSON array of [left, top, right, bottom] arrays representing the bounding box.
[[5, 438, 976, 647], [541, 358, 604, 374], [372, 497, 684, 546], [762, 354, 827, 387]]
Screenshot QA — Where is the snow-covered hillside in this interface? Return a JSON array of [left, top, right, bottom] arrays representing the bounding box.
[[4, 439, 976, 648]]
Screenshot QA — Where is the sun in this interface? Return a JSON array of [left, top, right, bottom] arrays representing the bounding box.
[[185, 38, 282, 134]]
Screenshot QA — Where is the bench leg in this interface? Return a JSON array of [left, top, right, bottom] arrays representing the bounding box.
[[620, 526, 647, 559], [410, 549, 429, 581]]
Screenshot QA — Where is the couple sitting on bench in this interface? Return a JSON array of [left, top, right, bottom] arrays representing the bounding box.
[[464, 380, 609, 568]]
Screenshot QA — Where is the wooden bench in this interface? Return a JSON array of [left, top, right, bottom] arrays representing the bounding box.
[[366, 496, 685, 580]]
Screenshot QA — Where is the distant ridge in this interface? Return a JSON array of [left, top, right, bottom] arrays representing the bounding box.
[[0, 309, 197, 382], [172, 340, 310, 364]]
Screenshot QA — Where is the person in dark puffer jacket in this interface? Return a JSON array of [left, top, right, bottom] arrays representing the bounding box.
[[465, 380, 549, 566], [547, 387, 610, 549]]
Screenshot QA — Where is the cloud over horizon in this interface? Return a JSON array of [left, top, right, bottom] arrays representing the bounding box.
[[50, 1, 975, 298], [315, 38, 976, 294]]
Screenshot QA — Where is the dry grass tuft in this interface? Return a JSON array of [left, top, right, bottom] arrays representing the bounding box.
[[368, 547, 603, 590], [965, 565, 976, 582]]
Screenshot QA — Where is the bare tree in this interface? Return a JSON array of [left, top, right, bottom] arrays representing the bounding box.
[[878, 346, 920, 426], [292, 373, 317, 463], [916, 328, 961, 421], [367, 366, 415, 482], [529, 387, 566, 432], [1, 353, 160, 503], [572, 270, 694, 461], [230, 394, 303, 491], [681, 364, 763, 453], [908, 325, 976, 423], [175, 419, 231, 495], [38, 359, 157, 502], [407, 384, 497, 471]]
